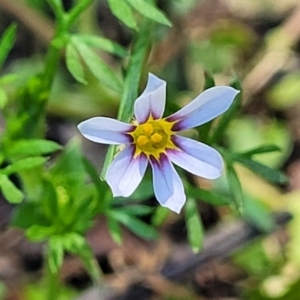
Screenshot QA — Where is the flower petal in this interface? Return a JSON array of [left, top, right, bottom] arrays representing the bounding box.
[[167, 86, 240, 130], [106, 145, 148, 197], [134, 73, 166, 124], [169, 135, 223, 179], [78, 117, 134, 145], [150, 154, 185, 213]]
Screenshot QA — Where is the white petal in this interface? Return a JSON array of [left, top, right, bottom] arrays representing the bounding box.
[[169, 135, 223, 179], [150, 154, 185, 214], [106, 146, 148, 197], [134, 73, 166, 124], [78, 117, 134, 145], [167, 86, 240, 130]]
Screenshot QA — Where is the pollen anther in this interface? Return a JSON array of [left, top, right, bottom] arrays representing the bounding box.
[[151, 133, 163, 143], [137, 135, 149, 146], [142, 123, 153, 134]]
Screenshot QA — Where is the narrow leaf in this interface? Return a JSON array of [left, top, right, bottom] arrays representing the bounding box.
[[0, 24, 17, 70], [107, 217, 122, 244], [118, 205, 153, 216], [66, 42, 87, 84], [6, 139, 62, 159], [72, 37, 122, 92], [0, 89, 8, 109], [48, 236, 64, 274], [126, 0, 171, 26], [111, 211, 158, 240], [240, 145, 281, 157], [185, 198, 203, 252], [0, 174, 23, 203], [108, 0, 137, 30], [226, 162, 244, 209], [75, 34, 127, 57], [186, 186, 232, 206], [233, 155, 288, 185], [1, 157, 47, 175]]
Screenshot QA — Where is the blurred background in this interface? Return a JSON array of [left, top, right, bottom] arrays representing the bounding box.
[[1, 0, 300, 299]]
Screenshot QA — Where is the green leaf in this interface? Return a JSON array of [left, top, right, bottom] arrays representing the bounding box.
[[240, 145, 281, 157], [243, 197, 274, 232], [26, 225, 55, 241], [0, 24, 17, 70], [107, 0, 137, 30], [232, 155, 288, 185], [118, 205, 153, 216], [11, 202, 45, 229], [110, 211, 158, 240], [48, 235, 64, 274], [126, 0, 171, 26], [61, 232, 101, 281], [0, 174, 23, 203], [0, 89, 8, 109], [185, 198, 203, 252], [66, 42, 87, 84], [209, 77, 242, 144], [72, 37, 122, 92], [151, 206, 170, 226], [1, 157, 47, 175], [74, 34, 127, 57], [6, 139, 62, 159], [107, 216, 122, 244], [222, 150, 244, 209], [101, 21, 152, 179], [186, 186, 232, 206]]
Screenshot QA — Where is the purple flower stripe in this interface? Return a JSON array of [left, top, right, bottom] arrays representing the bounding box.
[[106, 146, 148, 197]]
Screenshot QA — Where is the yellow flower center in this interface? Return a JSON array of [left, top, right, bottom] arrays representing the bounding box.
[[130, 116, 177, 160]]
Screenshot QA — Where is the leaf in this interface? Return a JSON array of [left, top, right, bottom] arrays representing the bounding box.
[[233, 155, 288, 185], [240, 145, 281, 157], [0, 89, 8, 109], [107, 216, 122, 244], [48, 235, 64, 274], [209, 77, 242, 144], [110, 211, 158, 240], [118, 205, 153, 216], [26, 225, 55, 241], [66, 42, 87, 84], [107, 0, 137, 30], [222, 150, 244, 209], [151, 206, 170, 226], [61, 232, 101, 281], [6, 139, 62, 159], [75, 34, 127, 57], [1, 157, 47, 175], [101, 21, 151, 179], [126, 0, 171, 26], [185, 198, 203, 252], [186, 186, 232, 206], [0, 174, 23, 203], [0, 24, 17, 70], [243, 196, 274, 232], [72, 37, 122, 92]]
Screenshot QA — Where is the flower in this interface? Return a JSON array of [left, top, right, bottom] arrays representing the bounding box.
[[78, 73, 239, 213]]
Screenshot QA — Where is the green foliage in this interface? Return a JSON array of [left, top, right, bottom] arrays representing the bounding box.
[[107, 0, 171, 30], [185, 198, 203, 252], [0, 24, 17, 70]]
